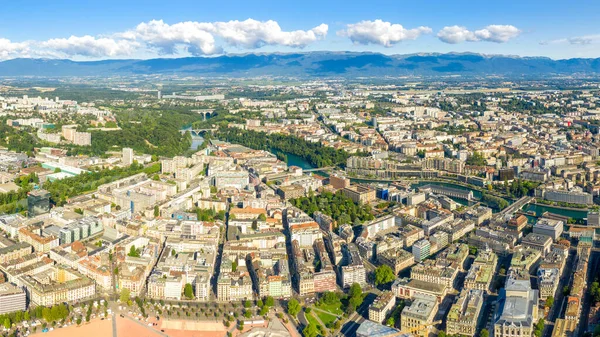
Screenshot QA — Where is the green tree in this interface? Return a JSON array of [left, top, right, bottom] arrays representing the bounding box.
[[259, 306, 269, 316], [120, 288, 131, 303], [244, 300, 251, 308], [154, 205, 160, 217], [386, 317, 395, 327], [184, 284, 194, 300], [265, 296, 275, 307], [374, 265, 396, 286], [546, 296, 554, 308], [3, 318, 10, 329], [127, 245, 140, 258], [303, 323, 319, 337], [287, 298, 301, 317], [481, 329, 489, 337]]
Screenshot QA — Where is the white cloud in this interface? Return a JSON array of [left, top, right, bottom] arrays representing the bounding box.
[[0, 19, 329, 60], [541, 34, 600, 45], [438, 25, 521, 44], [338, 20, 432, 47], [132, 20, 219, 55], [0, 38, 30, 60], [130, 19, 327, 55], [212, 19, 328, 48], [41, 35, 140, 57]]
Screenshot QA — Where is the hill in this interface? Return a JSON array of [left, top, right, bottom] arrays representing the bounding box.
[[1, 52, 600, 77]]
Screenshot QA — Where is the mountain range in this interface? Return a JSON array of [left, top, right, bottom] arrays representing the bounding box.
[[1, 52, 600, 78]]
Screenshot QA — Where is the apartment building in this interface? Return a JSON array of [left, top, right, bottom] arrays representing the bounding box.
[[368, 291, 396, 323], [378, 248, 415, 275], [20, 266, 96, 306], [446, 289, 484, 336]]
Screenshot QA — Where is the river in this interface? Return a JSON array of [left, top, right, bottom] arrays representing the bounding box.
[[181, 126, 205, 150], [240, 148, 590, 221], [522, 203, 588, 220]]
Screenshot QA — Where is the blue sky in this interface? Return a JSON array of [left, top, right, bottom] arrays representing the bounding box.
[[0, 0, 598, 60]]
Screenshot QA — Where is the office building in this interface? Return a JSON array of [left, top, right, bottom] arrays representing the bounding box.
[[412, 239, 430, 262], [27, 189, 51, 217], [588, 211, 600, 227], [400, 295, 439, 337], [0, 283, 26, 314], [533, 218, 564, 241], [342, 185, 376, 204]]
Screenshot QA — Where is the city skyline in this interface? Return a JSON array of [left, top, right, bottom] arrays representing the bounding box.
[[1, 0, 600, 61]]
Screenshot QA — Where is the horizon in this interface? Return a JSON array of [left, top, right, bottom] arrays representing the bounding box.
[[1, 50, 595, 62]]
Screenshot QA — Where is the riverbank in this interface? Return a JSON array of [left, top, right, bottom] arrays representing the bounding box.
[[532, 201, 590, 212]]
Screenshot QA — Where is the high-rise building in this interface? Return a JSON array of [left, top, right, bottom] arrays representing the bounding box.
[[0, 283, 26, 314], [122, 148, 134, 166], [27, 189, 50, 217], [412, 239, 431, 262]]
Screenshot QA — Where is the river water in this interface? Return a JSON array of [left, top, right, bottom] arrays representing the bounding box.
[[285, 152, 589, 219], [181, 126, 205, 150]]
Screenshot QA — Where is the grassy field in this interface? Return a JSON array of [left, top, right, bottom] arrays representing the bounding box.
[[315, 310, 338, 327], [315, 302, 343, 315], [306, 311, 322, 330]]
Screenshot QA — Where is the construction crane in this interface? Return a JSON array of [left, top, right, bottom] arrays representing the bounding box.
[[383, 320, 442, 337]]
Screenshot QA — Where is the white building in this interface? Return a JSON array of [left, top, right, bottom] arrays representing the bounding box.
[[533, 218, 563, 241], [122, 148, 134, 166]]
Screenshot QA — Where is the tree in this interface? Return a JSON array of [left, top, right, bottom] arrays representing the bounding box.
[[120, 288, 130, 303], [438, 332, 446, 337], [546, 296, 554, 308], [76, 317, 82, 326], [184, 284, 194, 300], [259, 306, 269, 316], [265, 296, 274, 307], [374, 265, 395, 286], [349, 283, 362, 299], [154, 205, 160, 217], [128, 245, 140, 258], [287, 298, 301, 317], [481, 329, 489, 337], [386, 317, 395, 327], [3, 318, 10, 329], [244, 309, 251, 318], [321, 292, 340, 305], [303, 323, 319, 337], [244, 300, 251, 308]]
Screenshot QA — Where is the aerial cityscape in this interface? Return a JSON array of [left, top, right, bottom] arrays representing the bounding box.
[[1, 1, 600, 337]]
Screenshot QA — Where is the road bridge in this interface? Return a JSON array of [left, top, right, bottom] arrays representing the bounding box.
[[419, 184, 474, 201], [302, 166, 335, 172]]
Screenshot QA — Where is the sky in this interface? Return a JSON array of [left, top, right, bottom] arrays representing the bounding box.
[[0, 0, 599, 61]]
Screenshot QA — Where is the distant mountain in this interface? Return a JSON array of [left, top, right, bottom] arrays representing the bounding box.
[[1, 52, 600, 78]]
